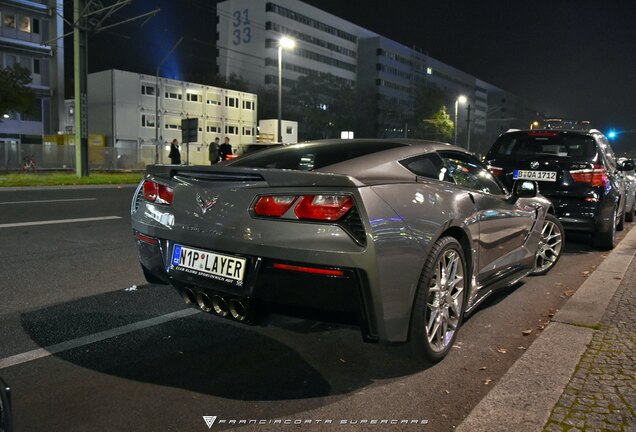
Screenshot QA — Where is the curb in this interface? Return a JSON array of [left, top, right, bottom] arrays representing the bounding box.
[[456, 227, 636, 432]]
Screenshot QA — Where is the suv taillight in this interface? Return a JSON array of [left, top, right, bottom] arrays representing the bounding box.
[[253, 194, 353, 221], [143, 180, 174, 204], [570, 164, 609, 187], [487, 165, 503, 177]]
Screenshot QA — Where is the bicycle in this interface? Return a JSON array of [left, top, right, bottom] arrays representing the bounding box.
[[21, 155, 37, 173]]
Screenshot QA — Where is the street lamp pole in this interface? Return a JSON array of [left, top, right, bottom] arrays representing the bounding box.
[[155, 36, 183, 164], [454, 95, 466, 145], [466, 104, 472, 152], [277, 37, 295, 143]]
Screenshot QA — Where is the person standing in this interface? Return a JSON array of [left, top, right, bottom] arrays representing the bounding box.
[[209, 137, 220, 165], [219, 136, 233, 161], [168, 139, 181, 165]]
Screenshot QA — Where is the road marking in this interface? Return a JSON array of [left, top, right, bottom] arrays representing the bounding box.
[[0, 216, 122, 229], [0, 198, 97, 205], [0, 309, 201, 370]]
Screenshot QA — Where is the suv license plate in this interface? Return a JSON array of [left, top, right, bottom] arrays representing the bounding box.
[[514, 170, 557, 182]]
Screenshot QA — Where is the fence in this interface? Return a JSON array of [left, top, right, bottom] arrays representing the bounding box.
[[0, 142, 219, 172]]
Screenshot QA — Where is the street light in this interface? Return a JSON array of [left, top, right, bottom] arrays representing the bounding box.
[[278, 36, 295, 143], [530, 121, 539, 129], [454, 95, 467, 145], [155, 36, 183, 164]]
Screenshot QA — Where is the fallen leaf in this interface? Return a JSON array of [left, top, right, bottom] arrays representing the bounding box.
[[479, 366, 487, 370], [522, 329, 533, 336], [517, 346, 527, 350], [548, 312, 555, 318], [581, 271, 590, 276], [444, 389, 450, 394], [614, 277, 622, 280], [124, 285, 138, 292], [497, 347, 507, 354], [563, 290, 576, 297], [555, 282, 564, 286], [484, 378, 492, 385], [339, 358, 346, 363]]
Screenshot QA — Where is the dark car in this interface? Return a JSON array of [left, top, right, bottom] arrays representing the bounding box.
[[485, 129, 634, 249], [132, 139, 562, 363]]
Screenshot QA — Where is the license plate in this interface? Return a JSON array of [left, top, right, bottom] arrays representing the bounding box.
[[171, 244, 246, 283], [513, 170, 557, 182]]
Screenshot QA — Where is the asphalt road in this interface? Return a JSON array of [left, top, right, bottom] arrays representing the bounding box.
[[0, 186, 626, 432]]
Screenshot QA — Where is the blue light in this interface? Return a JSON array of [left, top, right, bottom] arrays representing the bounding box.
[[608, 129, 617, 139]]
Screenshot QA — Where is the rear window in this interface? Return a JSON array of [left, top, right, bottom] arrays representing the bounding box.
[[491, 132, 597, 160], [230, 141, 406, 170]]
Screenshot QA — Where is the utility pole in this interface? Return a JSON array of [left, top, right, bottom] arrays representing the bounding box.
[[74, 0, 89, 177], [466, 104, 472, 152]]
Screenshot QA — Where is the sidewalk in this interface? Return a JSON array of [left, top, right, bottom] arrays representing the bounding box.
[[458, 228, 636, 432]]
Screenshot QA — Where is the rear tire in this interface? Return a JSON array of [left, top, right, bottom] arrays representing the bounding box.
[[593, 206, 617, 250], [531, 214, 564, 275], [409, 237, 467, 364]]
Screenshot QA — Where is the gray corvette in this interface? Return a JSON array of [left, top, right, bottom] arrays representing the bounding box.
[[132, 139, 563, 363]]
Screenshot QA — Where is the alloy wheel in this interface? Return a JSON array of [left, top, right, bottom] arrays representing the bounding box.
[[425, 249, 465, 353], [535, 218, 563, 273]]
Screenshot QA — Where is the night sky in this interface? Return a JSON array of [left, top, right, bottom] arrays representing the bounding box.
[[80, 0, 636, 149]]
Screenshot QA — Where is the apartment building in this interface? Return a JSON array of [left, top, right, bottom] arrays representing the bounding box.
[[0, 0, 64, 144], [216, 0, 526, 140], [84, 69, 257, 164]]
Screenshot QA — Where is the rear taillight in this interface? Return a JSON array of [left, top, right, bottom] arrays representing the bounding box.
[[143, 180, 174, 204], [253, 195, 297, 217], [253, 194, 353, 221], [294, 195, 353, 221], [488, 165, 503, 177], [272, 263, 344, 277], [570, 164, 608, 187]]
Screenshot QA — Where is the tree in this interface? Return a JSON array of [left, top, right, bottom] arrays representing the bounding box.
[[0, 65, 35, 119], [412, 105, 454, 142]]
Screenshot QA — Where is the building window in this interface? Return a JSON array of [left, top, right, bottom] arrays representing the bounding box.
[[32, 18, 39, 34], [186, 93, 201, 103], [225, 125, 238, 135], [206, 123, 221, 133], [225, 96, 238, 108], [206, 97, 221, 105], [141, 114, 156, 128], [242, 127, 254, 136], [3, 14, 16, 28], [164, 87, 182, 100], [426, 67, 433, 75], [141, 84, 155, 96], [19, 16, 31, 32], [286, 126, 293, 134], [4, 54, 17, 68], [243, 100, 254, 110], [33, 58, 40, 74]]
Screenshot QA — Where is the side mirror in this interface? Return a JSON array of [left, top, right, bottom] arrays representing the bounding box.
[[513, 180, 538, 199], [0, 378, 12, 432], [619, 159, 635, 171]]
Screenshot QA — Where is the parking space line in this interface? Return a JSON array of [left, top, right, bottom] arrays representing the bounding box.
[[0, 198, 97, 205], [0, 309, 200, 370], [0, 216, 122, 229]]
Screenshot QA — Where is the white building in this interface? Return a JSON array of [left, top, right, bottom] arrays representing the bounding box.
[[0, 0, 65, 144], [216, 0, 535, 141], [84, 69, 258, 164]]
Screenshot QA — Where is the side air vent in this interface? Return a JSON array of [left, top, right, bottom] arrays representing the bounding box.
[[339, 207, 367, 246]]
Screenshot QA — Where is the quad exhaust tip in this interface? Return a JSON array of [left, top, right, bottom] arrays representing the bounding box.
[[229, 299, 248, 321], [196, 292, 213, 313], [182, 288, 197, 306], [184, 288, 247, 321], [211, 295, 229, 317]]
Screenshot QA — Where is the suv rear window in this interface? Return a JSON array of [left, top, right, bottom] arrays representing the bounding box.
[[230, 141, 406, 171], [490, 132, 597, 159]]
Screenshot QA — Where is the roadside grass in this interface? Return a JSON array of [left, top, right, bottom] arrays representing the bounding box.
[[0, 171, 144, 187]]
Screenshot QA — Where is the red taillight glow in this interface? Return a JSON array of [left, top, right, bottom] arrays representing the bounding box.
[[135, 232, 159, 245], [570, 164, 608, 187], [273, 263, 344, 276], [143, 180, 174, 204], [253, 195, 297, 217], [528, 132, 559, 137], [294, 195, 353, 221], [488, 165, 503, 177]]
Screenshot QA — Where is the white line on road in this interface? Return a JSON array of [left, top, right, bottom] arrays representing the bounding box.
[[0, 309, 201, 370], [0, 216, 122, 229], [0, 198, 97, 205]]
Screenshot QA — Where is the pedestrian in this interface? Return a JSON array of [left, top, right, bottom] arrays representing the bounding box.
[[209, 137, 220, 165], [168, 139, 181, 165], [219, 136, 233, 161]]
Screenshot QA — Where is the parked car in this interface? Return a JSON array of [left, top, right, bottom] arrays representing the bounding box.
[[485, 129, 634, 250], [0, 377, 12, 432], [618, 157, 636, 222], [132, 139, 562, 363]]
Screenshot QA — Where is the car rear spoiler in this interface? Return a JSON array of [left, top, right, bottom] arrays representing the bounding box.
[[146, 165, 365, 188]]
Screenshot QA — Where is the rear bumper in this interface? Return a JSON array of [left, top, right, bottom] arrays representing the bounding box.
[[134, 231, 379, 342], [545, 194, 615, 233]]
